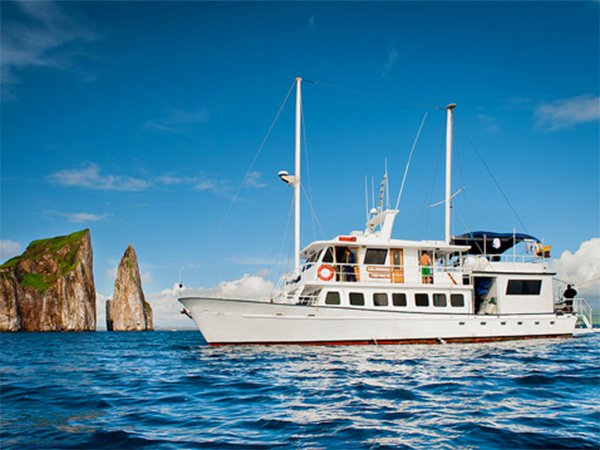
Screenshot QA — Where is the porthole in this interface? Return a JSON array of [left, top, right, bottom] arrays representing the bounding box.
[[517, 321, 523, 325], [500, 322, 506, 325]]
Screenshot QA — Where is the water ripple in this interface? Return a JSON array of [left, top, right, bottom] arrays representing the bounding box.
[[1, 331, 598, 449]]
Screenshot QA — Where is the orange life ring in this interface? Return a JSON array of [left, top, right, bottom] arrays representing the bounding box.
[[317, 264, 335, 281]]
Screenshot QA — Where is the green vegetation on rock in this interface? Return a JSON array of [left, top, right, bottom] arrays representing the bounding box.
[[20, 274, 51, 293], [0, 229, 89, 293]]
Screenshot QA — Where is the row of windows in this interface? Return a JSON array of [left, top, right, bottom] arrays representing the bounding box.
[[325, 291, 465, 308]]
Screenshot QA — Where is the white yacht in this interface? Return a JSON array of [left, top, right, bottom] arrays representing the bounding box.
[[179, 78, 592, 345]]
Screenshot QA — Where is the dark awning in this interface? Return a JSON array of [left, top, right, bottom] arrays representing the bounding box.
[[451, 231, 540, 255]]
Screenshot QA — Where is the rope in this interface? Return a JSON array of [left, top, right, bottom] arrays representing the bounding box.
[[204, 80, 295, 256], [395, 112, 428, 210], [301, 107, 318, 240], [310, 79, 441, 111], [456, 119, 529, 233]]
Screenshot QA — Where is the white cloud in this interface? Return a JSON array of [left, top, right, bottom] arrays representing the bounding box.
[[551, 238, 600, 301], [382, 48, 399, 77], [243, 171, 267, 189], [105, 267, 118, 281], [96, 291, 108, 331], [141, 272, 153, 284], [0, 240, 22, 260], [1, 1, 99, 98], [535, 94, 600, 130], [308, 15, 316, 29], [48, 164, 150, 191], [45, 210, 109, 223], [147, 274, 274, 329], [146, 108, 210, 132]]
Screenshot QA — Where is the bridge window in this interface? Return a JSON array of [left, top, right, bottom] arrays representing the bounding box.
[[373, 293, 388, 307], [364, 249, 387, 265], [433, 293, 447, 307], [415, 293, 429, 307], [392, 293, 407, 307], [349, 292, 365, 306], [325, 291, 340, 305], [322, 247, 334, 263], [451, 294, 465, 307], [506, 279, 542, 295]]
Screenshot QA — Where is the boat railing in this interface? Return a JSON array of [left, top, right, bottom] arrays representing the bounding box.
[[574, 298, 594, 329], [294, 262, 468, 285]]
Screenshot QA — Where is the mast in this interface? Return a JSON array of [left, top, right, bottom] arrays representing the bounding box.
[[294, 77, 302, 270], [445, 103, 456, 245]]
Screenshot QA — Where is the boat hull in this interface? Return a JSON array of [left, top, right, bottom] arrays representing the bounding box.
[[179, 297, 577, 345]]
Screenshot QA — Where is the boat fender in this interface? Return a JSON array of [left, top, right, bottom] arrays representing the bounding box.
[[317, 264, 335, 281]]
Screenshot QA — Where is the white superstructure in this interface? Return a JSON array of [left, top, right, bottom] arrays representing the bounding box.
[[179, 78, 590, 345]]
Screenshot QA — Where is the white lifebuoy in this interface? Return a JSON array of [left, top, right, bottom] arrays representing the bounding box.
[[317, 264, 335, 281]]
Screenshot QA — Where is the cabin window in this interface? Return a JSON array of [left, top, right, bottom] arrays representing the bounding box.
[[392, 293, 407, 307], [506, 279, 542, 295], [373, 293, 388, 307], [433, 293, 447, 307], [364, 249, 387, 265], [415, 293, 429, 307], [451, 294, 465, 307], [322, 247, 334, 263], [349, 292, 365, 306], [306, 250, 322, 263], [325, 291, 340, 305]]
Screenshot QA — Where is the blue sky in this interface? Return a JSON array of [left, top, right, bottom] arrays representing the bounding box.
[[1, 1, 599, 327]]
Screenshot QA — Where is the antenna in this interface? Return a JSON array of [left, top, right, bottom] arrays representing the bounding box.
[[371, 177, 375, 211], [384, 158, 390, 209], [395, 112, 428, 210], [364, 176, 369, 221]]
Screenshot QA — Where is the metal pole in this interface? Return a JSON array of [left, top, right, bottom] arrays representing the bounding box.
[[445, 103, 457, 244], [294, 77, 302, 270]]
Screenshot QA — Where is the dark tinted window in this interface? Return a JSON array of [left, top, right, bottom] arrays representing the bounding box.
[[415, 293, 429, 307], [392, 293, 407, 307], [373, 293, 388, 307], [349, 292, 365, 306], [433, 293, 447, 307], [325, 291, 340, 305], [322, 247, 334, 263], [364, 249, 387, 264], [506, 280, 542, 295], [450, 294, 465, 307]]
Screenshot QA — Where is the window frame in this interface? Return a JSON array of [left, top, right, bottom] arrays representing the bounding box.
[[415, 293, 429, 307], [506, 279, 542, 296], [325, 291, 341, 305], [373, 292, 388, 307], [364, 248, 388, 265], [392, 293, 407, 307], [433, 293, 447, 307], [450, 294, 465, 307], [349, 292, 365, 306]]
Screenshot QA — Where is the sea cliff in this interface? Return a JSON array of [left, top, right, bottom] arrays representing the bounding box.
[[0, 230, 96, 332], [106, 245, 153, 331]]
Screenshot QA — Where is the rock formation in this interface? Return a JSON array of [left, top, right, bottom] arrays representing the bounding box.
[[0, 230, 96, 332], [106, 245, 153, 331]]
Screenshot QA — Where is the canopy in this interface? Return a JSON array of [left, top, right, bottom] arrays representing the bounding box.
[[451, 231, 540, 255]]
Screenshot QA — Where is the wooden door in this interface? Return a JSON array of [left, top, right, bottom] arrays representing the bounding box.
[[391, 249, 404, 283]]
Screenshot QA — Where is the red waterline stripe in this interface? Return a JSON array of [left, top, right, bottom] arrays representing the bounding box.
[[209, 334, 572, 346]]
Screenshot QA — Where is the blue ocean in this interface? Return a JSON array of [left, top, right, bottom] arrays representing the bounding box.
[[1, 331, 598, 449]]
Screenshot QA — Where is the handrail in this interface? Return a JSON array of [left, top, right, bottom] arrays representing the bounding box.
[[574, 297, 593, 329]]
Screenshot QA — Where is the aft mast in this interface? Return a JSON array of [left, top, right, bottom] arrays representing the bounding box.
[[294, 77, 302, 270], [445, 103, 456, 244]]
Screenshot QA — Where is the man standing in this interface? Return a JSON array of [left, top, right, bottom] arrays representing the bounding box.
[[563, 284, 577, 313]]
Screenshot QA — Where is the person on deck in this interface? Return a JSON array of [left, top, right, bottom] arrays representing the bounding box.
[[563, 284, 577, 313], [343, 248, 357, 282], [420, 251, 432, 284]]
